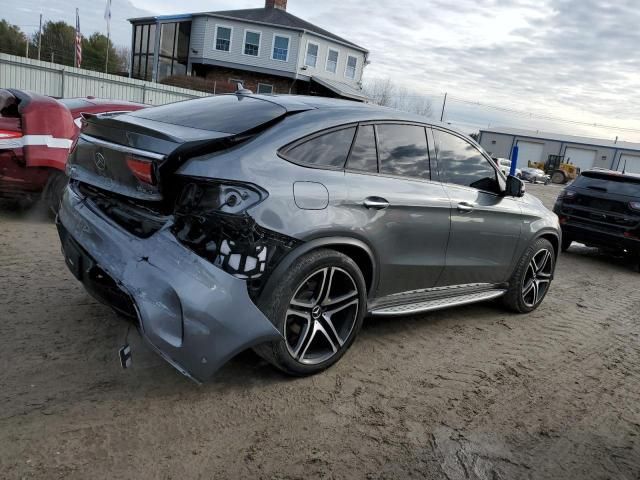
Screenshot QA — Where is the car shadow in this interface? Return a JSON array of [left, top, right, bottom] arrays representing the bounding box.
[[0, 199, 51, 223]]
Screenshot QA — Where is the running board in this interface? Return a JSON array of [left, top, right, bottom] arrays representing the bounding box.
[[369, 289, 507, 317]]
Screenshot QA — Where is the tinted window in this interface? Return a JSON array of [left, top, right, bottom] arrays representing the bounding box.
[[376, 124, 429, 179], [434, 130, 498, 191], [347, 125, 377, 172], [573, 172, 640, 197], [128, 95, 286, 134], [286, 128, 356, 168]]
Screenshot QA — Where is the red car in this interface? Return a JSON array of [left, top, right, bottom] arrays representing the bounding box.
[[0, 89, 146, 212]]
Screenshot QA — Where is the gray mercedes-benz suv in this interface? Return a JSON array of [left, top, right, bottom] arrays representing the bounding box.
[[57, 93, 561, 381]]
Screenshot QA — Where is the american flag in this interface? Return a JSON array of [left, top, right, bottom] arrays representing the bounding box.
[[75, 8, 82, 68]]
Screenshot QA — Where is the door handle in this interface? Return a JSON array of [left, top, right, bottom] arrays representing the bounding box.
[[457, 201, 476, 212], [363, 197, 390, 210]]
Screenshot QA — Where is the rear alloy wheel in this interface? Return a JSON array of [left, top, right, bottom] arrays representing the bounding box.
[[503, 238, 555, 313], [255, 249, 366, 376]]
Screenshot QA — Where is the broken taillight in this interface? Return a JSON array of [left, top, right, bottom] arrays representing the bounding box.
[[126, 156, 155, 185], [0, 130, 22, 139]]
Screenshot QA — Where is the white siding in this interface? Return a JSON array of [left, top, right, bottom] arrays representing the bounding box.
[[298, 32, 365, 86], [191, 16, 300, 73], [0, 53, 208, 105]]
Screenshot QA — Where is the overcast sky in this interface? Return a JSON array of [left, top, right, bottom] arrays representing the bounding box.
[[5, 0, 640, 141]]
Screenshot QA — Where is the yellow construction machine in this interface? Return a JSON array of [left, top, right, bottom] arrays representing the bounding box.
[[528, 155, 580, 184]]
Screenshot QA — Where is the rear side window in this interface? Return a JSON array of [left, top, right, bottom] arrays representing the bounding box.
[[347, 125, 377, 172], [285, 127, 356, 168], [434, 130, 498, 192], [376, 124, 430, 180]]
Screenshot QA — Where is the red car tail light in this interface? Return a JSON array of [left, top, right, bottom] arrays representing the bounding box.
[[0, 130, 22, 139], [126, 156, 155, 185]]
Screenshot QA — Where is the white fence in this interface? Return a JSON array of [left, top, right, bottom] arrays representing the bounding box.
[[0, 53, 209, 105]]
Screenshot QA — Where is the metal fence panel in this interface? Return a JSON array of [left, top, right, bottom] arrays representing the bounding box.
[[0, 53, 209, 105]]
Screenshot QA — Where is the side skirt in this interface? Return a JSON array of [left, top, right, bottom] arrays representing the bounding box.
[[368, 283, 507, 317]]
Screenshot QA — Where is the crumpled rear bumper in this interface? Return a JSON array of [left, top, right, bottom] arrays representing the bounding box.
[[57, 184, 281, 382]]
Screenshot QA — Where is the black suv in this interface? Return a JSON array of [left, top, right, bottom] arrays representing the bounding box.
[[554, 169, 640, 268]]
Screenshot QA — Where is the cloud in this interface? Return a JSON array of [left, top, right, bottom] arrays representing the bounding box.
[[3, 0, 640, 140]]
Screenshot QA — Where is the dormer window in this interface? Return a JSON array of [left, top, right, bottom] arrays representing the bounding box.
[[326, 49, 339, 73], [244, 30, 261, 56], [345, 55, 357, 79], [305, 42, 319, 68]]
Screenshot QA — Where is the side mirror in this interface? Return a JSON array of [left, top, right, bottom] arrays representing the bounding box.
[[505, 175, 525, 197]]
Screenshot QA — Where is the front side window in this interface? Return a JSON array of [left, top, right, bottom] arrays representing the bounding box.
[[434, 130, 498, 192], [272, 35, 289, 61], [284, 128, 357, 168], [345, 55, 357, 79], [244, 30, 261, 56], [347, 125, 377, 172], [326, 49, 339, 73], [215, 26, 232, 51], [305, 42, 319, 67]]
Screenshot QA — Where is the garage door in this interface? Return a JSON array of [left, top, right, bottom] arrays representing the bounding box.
[[564, 147, 596, 172], [516, 141, 544, 168], [618, 154, 640, 174]]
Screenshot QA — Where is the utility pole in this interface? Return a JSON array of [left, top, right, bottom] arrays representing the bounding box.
[[440, 92, 447, 122], [37, 14, 42, 61], [25, 37, 29, 58]]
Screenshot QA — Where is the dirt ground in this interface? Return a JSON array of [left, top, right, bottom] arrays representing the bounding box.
[[1, 183, 639, 480]]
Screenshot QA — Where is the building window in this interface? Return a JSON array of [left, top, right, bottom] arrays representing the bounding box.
[[244, 30, 261, 56], [229, 78, 244, 89], [257, 83, 274, 94], [305, 42, 319, 68], [272, 35, 290, 61], [345, 55, 357, 79], [132, 23, 156, 81], [326, 48, 339, 73], [215, 25, 232, 52], [155, 21, 191, 81]]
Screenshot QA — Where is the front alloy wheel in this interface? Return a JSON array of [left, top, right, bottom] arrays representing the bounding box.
[[503, 237, 556, 313], [521, 248, 553, 308]]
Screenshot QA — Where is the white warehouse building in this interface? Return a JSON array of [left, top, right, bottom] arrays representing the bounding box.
[[478, 127, 640, 174]]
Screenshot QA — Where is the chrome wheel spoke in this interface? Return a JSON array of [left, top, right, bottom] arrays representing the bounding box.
[[523, 279, 535, 297], [286, 310, 312, 359]]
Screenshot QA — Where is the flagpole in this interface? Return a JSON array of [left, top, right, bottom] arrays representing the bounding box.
[[105, 31, 109, 73], [104, 0, 111, 73]]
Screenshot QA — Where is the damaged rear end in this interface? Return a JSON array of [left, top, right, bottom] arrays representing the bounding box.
[[58, 94, 309, 381]]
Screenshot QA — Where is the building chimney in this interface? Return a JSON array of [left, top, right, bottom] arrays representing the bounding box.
[[265, 0, 287, 10]]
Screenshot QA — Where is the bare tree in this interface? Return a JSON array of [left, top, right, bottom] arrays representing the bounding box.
[[363, 77, 433, 118]]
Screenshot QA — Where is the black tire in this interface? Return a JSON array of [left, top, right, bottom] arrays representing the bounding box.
[[502, 238, 556, 313], [551, 170, 566, 184], [42, 170, 68, 216], [561, 235, 572, 252], [254, 249, 367, 376]]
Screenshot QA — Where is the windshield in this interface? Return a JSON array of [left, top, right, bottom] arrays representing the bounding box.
[[573, 172, 640, 197]]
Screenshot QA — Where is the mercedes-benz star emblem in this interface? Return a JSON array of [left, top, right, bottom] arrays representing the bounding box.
[[94, 152, 106, 171]]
